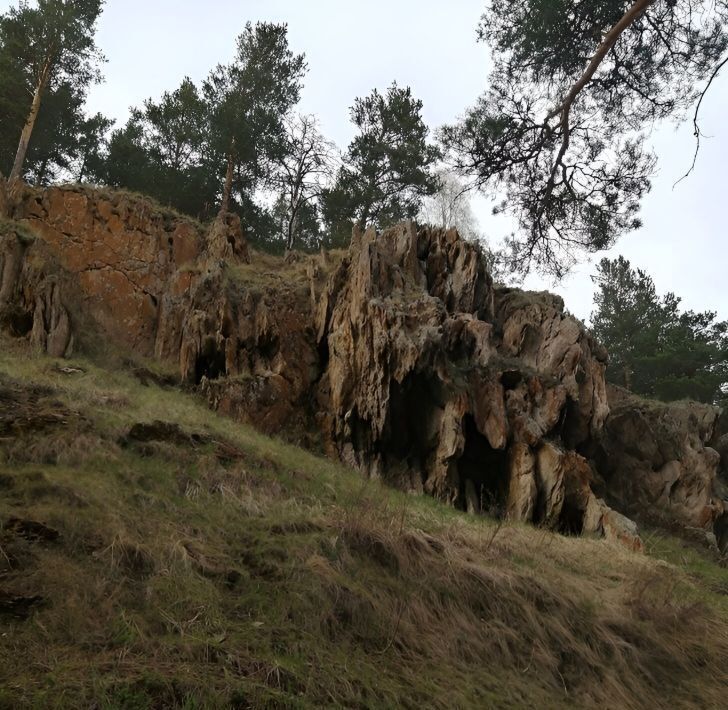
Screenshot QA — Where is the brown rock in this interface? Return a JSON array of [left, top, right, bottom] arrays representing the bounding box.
[[5, 188, 664, 550], [314, 222, 613, 538], [595, 386, 724, 532], [506, 443, 537, 522], [15, 185, 205, 356], [0, 176, 8, 218], [535, 442, 566, 527], [1, 226, 75, 357], [206, 212, 250, 263]]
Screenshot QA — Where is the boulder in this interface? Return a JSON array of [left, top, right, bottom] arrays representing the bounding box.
[[595, 385, 725, 535]]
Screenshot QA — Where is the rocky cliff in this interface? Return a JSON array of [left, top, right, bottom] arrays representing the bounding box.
[[312, 224, 624, 540], [1, 181, 726, 551]]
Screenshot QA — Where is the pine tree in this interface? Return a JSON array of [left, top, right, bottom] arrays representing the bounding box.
[[203, 22, 306, 217], [591, 256, 728, 404], [444, 1, 728, 274], [322, 83, 440, 242], [0, 0, 105, 183]]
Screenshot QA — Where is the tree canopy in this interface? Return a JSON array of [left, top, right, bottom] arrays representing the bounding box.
[[204, 21, 306, 218], [591, 256, 728, 405], [101, 22, 307, 232], [444, 1, 728, 275], [322, 83, 440, 245], [102, 78, 216, 218]]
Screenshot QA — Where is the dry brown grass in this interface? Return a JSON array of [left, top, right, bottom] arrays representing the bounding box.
[[322, 495, 728, 709], [1, 336, 728, 708]]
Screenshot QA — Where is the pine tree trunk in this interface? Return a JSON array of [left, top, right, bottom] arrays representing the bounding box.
[[78, 153, 88, 183], [219, 140, 236, 217], [36, 157, 49, 186], [9, 71, 48, 184]]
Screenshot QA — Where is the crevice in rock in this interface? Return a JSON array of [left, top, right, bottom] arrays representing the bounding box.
[[558, 494, 586, 536], [457, 415, 509, 515], [195, 337, 227, 384], [385, 373, 441, 478], [1, 307, 33, 337]]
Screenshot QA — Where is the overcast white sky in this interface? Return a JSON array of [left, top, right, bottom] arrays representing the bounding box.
[[4, 0, 726, 323]]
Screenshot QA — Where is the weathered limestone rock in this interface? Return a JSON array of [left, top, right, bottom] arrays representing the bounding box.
[[506, 443, 537, 521], [6, 186, 675, 550], [8, 185, 206, 355], [595, 385, 726, 542], [314, 222, 615, 537], [0, 226, 74, 358], [582, 496, 645, 552], [206, 212, 250, 263], [153, 256, 320, 436], [495, 288, 609, 447], [0, 177, 8, 218]]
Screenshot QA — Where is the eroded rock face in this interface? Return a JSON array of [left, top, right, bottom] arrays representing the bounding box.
[[595, 385, 726, 548], [155, 262, 319, 436], [7, 185, 254, 359], [0, 227, 75, 358], [206, 212, 251, 264], [11, 186, 208, 355], [0, 177, 8, 218], [314, 223, 611, 535], [15, 184, 720, 552]]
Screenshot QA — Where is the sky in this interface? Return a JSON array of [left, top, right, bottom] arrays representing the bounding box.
[[3, 0, 727, 323]]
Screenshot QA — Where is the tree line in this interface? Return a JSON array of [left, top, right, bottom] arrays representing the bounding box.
[[0, 1, 445, 253], [592, 257, 728, 405]]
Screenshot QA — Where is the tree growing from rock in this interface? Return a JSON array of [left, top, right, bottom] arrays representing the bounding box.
[[591, 256, 728, 404], [322, 83, 440, 243], [0, 0, 105, 184], [443, 1, 728, 275]]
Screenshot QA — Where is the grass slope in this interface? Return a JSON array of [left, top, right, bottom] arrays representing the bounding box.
[[1, 335, 727, 709]]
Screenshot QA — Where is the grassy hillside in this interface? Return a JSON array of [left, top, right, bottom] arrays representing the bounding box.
[[1, 334, 727, 709]]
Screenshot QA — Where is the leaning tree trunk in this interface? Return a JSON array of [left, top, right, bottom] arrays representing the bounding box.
[[286, 198, 301, 252], [9, 66, 50, 184], [219, 139, 237, 217]]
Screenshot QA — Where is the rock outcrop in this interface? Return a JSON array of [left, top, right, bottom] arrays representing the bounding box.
[[11, 185, 209, 355], [4, 185, 254, 358], [155, 261, 319, 436], [0, 177, 8, 218], [594, 385, 727, 550], [7, 183, 725, 553], [313, 223, 617, 537], [0, 224, 75, 357]]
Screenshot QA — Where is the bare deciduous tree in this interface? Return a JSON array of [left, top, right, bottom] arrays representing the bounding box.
[[275, 113, 337, 251]]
